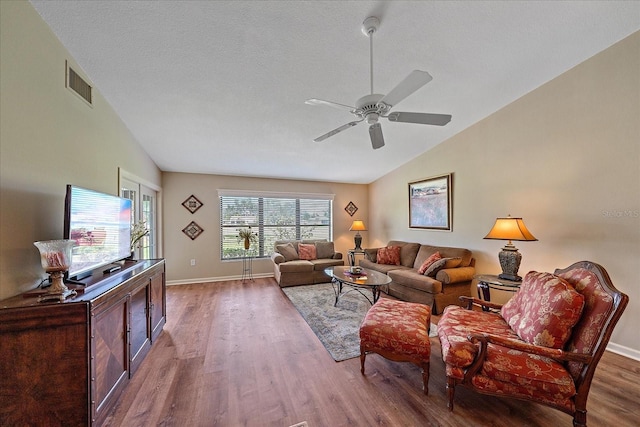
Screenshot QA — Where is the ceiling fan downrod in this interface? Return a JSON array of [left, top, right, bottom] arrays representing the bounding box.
[[362, 16, 379, 95]]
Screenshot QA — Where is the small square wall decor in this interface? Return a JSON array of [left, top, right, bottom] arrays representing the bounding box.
[[345, 201, 358, 217], [182, 195, 203, 214], [182, 221, 204, 240]]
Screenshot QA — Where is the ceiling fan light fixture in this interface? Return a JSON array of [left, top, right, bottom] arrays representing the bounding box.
[[366, 113, 379, 125]]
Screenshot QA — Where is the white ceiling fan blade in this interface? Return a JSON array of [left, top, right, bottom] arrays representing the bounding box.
[[387, 112, 452, 126], [314, 120, 362, 142], [305, 98, 355, 112], [378, 70, 433, 107], [369, 123, 385, 149]]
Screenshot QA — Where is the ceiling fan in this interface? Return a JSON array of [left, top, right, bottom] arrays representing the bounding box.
[[306, 16, 452, 149]]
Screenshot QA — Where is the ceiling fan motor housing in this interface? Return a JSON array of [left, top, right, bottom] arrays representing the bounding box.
[[355, 94, 390, 124]]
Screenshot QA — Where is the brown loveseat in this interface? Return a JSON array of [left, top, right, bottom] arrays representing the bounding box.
[[270, 240, 344, 287], [359, 240, 475, 314]]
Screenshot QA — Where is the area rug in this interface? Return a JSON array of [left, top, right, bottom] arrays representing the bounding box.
[[282, 282, 438, 362]]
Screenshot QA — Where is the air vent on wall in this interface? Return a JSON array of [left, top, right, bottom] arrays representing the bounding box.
[[65, 60, 92, 105]]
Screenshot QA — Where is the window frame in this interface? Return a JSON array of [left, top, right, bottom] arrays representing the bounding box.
[[218, 190, 334, 261]]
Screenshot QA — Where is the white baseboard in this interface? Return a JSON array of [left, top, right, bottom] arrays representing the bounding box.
[[167, 273, 274, 286], [606, 342, 640, 361]]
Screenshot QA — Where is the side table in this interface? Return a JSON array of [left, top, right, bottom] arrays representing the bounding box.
[[475, 274, 521, 311], [347, 249, 366, 267]]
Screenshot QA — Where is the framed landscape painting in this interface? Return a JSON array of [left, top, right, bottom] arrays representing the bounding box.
[[408, 174, 452, 230]]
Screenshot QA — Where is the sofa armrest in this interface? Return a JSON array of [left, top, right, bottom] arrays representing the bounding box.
[[436, 266, 475, 285], [271, 252, 285, 264], [332, 252, 343, 260]]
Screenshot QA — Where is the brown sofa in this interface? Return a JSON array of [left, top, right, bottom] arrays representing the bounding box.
[[270, 240, 344, 287], [359, 240, 475, 314]]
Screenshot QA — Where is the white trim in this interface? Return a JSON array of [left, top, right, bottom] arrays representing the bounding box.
[[118, 167, 162, 192], [167, 272, 274, 286], [217, 189, 334, 200], [606, 342, 640, 362]]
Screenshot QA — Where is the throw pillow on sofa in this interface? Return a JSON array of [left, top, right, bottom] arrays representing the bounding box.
[[418, 251, 442, 274], [315, 241, 335, 259], [298, 243, 317, 260], [501, 271, 585, 349], [377, 246, 401, 265], [276, 243, 299, 261]]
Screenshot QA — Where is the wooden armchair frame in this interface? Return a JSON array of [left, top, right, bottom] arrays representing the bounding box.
[[442, 261, 628, 427]]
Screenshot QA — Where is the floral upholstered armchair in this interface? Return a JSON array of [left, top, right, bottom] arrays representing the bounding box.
[[437, 261, 628, 427]]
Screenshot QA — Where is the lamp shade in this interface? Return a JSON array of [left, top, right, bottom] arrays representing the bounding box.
[[484, 217, 537, 242], [349, 220, 367, 232]]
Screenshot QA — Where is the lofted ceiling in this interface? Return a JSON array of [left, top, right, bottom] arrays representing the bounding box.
[[30, 1, 640, 184]]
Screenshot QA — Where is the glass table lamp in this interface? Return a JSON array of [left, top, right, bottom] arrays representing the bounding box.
[[34, 239, 77, 302]]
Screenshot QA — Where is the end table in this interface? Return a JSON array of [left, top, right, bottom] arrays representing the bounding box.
[[347, 249, 366, 267], [475, 274, 521, 311]]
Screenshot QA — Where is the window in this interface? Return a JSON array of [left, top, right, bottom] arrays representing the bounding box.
[[219, 191, 333, 260]]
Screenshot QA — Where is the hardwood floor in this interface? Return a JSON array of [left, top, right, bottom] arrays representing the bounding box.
[[104, 278, 640, 427]]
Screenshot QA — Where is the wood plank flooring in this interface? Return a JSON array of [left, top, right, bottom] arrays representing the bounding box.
[[103, 278, 640, 427]]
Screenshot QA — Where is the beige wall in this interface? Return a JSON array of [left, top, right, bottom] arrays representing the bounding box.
[[162, 172, 368, 282], [370, 32, 640, 355], [0, 1, 161, 300]]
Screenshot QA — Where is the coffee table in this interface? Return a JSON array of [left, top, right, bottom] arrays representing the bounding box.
[[325, 266, 392, 307]]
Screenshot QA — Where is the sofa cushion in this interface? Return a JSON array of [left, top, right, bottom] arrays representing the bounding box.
[[310, 258, 344, 271], [276, 243, 299, 261], [314, 241, 335, 259], [278, 260, 313, 273], [501, 271, 585, 349], [473, 344, 577, 409], [377, 246, 401, 265], [418, 251, 442, 274], [360, 259, 410, 275], [438, 305, 519, 369], [387, 269, 442, 294], [298, 243, 317, 260], [388, 241, 422, 267]]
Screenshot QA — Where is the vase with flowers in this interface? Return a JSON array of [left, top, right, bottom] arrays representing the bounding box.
[[237, 226, 258, 250], [130, 221, 150, 259]]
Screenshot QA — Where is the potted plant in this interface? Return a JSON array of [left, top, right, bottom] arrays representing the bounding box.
[[237, 226, 258, 250]]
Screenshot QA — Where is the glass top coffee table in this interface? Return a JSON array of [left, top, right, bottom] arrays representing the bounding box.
[[325, 266, 392, 307]]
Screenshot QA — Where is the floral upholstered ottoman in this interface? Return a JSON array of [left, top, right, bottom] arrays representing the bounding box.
[[359, 298, 432, 394]]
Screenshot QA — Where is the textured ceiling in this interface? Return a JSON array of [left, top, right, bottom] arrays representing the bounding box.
[[30, 1, 640, 184]]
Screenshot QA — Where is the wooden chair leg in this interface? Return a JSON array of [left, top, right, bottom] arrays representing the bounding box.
[[573, 409, 587, 427], [446, 377, 456, 411], [420, 362, 430, 395]]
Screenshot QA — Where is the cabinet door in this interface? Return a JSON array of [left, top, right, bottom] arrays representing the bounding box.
[[92, 295, 129, 425], [129, 283, 151, 375], [149, 269, 166, 341]]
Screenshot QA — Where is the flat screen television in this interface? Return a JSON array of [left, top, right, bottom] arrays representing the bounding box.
[[64, 185, 132, 281]]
